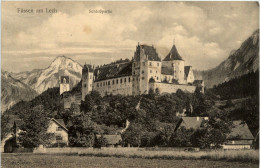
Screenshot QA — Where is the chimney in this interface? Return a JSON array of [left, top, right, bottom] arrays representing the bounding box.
[[196, 117, 200, 121]]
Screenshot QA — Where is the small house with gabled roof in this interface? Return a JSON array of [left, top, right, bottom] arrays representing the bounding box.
[[47, 118, 68, 146], [174, 117, 254, 149]]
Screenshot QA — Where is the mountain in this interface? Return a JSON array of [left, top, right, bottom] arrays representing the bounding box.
[[194, 29, 259, 88], [1, 70, 38, 112], [11, 56, 83, 94]]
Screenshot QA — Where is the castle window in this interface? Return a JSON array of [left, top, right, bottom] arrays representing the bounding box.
[[116, 79, 118, 84], [142, 70, 144, 74], [142, 77, 145, 80], [124, 78, 126, 83], [97, 83, 99, 87], [112, 80, 114, 85], [84, 84, 87, 88], [156, 71, 157, 73], [133, 78, 135, 81], [172, 63, 174, 67], [129, 77, 131, 82], [149, 62, 152, 66], [150, 70, 152, 73], [157, 63, 159, 67], [108, 81, 110, 85], [120, 79, 122, 83], [157, 77, 159, 80], [143, 62, 145, 66], [133, 63, 135, 67], [103, 82, 105, 86]]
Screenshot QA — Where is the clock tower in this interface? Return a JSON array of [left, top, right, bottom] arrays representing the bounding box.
[[60, 76, 70, 95]]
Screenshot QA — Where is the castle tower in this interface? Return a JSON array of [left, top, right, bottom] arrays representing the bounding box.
[[60, 76, 70, 95], [81, 64, 94, 101], [132, 43, 161, 95], [162, 44, 185, 84]]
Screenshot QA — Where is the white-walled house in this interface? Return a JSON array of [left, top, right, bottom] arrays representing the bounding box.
[[47, 118, 68, 146]]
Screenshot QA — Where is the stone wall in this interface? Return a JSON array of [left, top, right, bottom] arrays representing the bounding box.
[[149, 82, 196, 94]]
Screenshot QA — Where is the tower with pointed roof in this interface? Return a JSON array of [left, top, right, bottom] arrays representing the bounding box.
[[162, 44, 185, 84], [82, 64, 94, 100]]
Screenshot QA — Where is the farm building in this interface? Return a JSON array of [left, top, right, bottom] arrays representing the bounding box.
[[222, 121, 254, 149], [174, 117, 254, 149]]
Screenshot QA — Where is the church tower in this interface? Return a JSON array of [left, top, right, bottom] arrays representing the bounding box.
[[60, 76, 70, 95], [81, 64, 94, 101]]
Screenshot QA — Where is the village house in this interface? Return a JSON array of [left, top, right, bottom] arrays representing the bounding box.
[[3, 118, 68, 153], [174, 117, 254, 149]]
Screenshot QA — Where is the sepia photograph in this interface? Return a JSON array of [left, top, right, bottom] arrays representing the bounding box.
[[1, 1, 259, 168]]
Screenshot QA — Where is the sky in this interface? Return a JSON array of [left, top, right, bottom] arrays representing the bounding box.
[[1, 1, 259, 73]]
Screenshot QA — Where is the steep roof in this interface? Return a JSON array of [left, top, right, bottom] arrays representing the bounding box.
[[184, 66, 191, 79], [96, 135, 122, 145], [140, 45, 161, 61], [227, 121, 254, 140], [94, 62, 132, 81], [163, 45, 183, 61], [161, 67, 174, 75], [51, 118, 68, 132], [174, 117, 208, 131]]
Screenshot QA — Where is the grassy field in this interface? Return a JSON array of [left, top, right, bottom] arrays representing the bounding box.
[[2, 153, 259, 168], [77, 148, 259, 163]]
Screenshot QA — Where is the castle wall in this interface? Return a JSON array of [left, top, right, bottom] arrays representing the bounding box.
[[149, 82, 196, 94], [93, 75, 132, 97]]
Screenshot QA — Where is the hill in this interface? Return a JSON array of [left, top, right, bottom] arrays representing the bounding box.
[[1, 70, 38, 112], [194, 29, 259, 88]]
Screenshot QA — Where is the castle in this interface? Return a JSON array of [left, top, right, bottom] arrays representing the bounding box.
[[79, 43, 204, 100]]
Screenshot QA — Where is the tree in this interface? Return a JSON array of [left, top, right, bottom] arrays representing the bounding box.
[[191, 118, 232, 149], [1, 114, 10, 140], [122, 123, 143, 147], [170, 127, 194, 147], [94, 134, 108, 148], [68, 113, 100, 147], [18, 105, 54, 148]]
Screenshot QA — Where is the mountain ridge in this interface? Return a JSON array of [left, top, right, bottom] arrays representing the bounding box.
[[194, 29, 259, 88]]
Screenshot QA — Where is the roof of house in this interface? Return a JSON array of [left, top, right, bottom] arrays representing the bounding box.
[[51, 118, 68, 132], [161, 67, 174, 75], [163, 45, 183, 61], [97, 135, 122, 145], [94, 62, 132, 81], [227, 121, 254, 140], [178, 117, 206, 130], [184, 66, 191, 79]]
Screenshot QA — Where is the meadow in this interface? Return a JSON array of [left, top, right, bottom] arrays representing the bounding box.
[[1, 149, 259, 168], [2, 153, 259, 168]]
